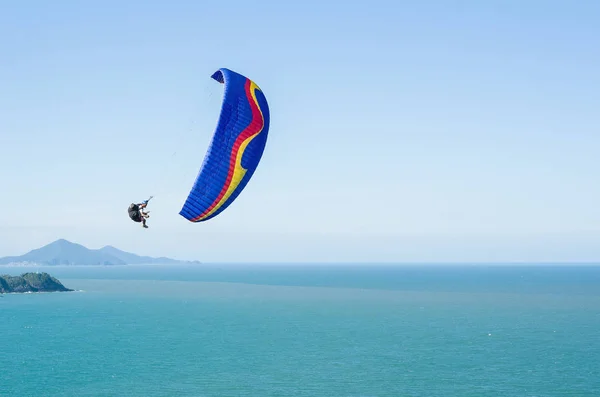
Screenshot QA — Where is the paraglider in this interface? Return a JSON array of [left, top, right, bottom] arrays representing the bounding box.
[[179, 68, 271, 223], [128, 196, 153, 228]]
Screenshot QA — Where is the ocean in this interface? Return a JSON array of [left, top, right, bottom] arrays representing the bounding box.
[[1, 264, 599, 396]]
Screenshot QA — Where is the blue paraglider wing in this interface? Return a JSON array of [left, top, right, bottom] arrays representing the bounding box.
[[179, 68, 270, 222]]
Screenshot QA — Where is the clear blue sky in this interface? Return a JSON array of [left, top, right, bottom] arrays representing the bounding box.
[[1, 0, 599, 263]]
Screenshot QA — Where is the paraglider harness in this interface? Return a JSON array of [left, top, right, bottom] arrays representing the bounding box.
[[128, 196, 152, 223]]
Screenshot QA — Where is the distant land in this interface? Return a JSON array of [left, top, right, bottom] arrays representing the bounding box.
[[0, 239, 201, 266], [0, 272, 73, 293]]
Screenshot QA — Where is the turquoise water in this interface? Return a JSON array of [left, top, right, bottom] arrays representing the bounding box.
[[1, 264, 599, 396]]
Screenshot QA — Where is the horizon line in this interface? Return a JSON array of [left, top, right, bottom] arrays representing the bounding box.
[[1, 261, 599, 267]]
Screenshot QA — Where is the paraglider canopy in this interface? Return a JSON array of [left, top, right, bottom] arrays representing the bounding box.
[[179, 68, 270, 223]]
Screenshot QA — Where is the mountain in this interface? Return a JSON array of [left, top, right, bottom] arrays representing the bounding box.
[[0, 239, 200, 266], [97, 245, 191, 265]]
